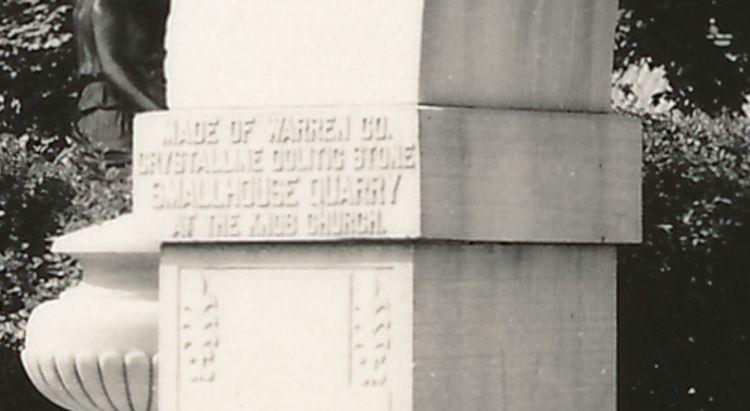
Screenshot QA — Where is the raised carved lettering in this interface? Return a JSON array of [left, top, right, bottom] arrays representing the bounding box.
[[134, 110, 420, 240]]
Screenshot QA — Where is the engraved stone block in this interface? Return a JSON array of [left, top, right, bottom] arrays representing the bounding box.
[[133, 107, 641, 244]]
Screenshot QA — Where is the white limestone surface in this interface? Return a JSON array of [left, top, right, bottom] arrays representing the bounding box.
[[165, 0, 618, 112], [132, 107, 421, 241], [159, 245, 414, 411], [165, 0, 423, 109]]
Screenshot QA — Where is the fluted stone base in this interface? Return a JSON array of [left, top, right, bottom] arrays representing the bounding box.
[[22, 350, 158, 411]]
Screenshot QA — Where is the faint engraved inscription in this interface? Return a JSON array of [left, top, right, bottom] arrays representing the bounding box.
[[350, 273, 392, 387], [181, 275, 219, 383]]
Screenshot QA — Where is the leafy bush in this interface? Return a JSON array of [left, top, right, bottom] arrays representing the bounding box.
[[618, 111, 750, 411], [0, 133, 131, 350], [0, 0, 77, 146]]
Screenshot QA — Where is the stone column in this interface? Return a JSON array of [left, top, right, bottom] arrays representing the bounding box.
[[23, 1, 641, 411]]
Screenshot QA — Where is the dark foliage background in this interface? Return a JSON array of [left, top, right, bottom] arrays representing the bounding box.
[[617, 0, 750, 114], [0, 1, 749, 411], [618, 112, 750, 410], [0, 134, 131, 410], [0, 0, 77, 151]]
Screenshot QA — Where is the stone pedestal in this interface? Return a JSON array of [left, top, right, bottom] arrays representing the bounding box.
[[148, 1, 640, 409], [23, 1, 641, 410], [140, 105, 639, 411]]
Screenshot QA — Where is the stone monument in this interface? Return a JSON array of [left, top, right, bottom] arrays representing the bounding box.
[[22, 1, 641, 410]]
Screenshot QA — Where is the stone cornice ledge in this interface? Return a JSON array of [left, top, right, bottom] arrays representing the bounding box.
[[52, 213, 162, 255]]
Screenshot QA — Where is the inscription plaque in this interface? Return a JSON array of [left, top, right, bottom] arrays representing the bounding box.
[[134, 109, 420, 241]]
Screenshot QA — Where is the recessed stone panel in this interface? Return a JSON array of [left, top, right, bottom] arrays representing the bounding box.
[[159, 246, 414, 411]]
